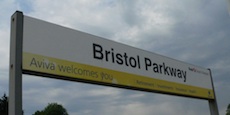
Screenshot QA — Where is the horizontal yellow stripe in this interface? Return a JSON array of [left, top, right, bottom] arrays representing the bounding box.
[[23, 52, 214, 99]]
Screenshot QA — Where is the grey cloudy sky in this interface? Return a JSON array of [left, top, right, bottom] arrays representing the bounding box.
[[1, 0, 230, 115]]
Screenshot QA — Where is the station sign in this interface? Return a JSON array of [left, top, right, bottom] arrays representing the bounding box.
[[22, 15, 214, 99]]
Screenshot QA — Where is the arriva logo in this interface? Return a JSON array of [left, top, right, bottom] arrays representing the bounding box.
[[188, 67, 197, 72], [188, 67, 209, 76]]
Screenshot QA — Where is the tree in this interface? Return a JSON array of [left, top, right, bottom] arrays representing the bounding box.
[[0, 93, 24, 115], [33, 110, 43, 115], [227, 104, 230, 115], [33, 103, 68, 115], [0, 93, 8, 115]]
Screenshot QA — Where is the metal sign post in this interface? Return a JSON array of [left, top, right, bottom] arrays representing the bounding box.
[[9, 11, 23, 115], [208, 69, 219, 115]]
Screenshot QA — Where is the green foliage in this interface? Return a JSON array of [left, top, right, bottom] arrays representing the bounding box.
[[227, 104, 230, 115], [33, 110, 43, 115], [0, 93, 8, 115], [33, 103, 68, 115]]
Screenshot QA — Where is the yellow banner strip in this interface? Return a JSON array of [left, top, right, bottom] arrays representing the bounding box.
[[23, 52, 214, 99]]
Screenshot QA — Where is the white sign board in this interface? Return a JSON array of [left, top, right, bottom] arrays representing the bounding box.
[[22, 15, 214, 99]]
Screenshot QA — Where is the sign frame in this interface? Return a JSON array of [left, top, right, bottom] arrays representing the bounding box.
[[9, 11, 219, 115], [9, 11, 23, 115]]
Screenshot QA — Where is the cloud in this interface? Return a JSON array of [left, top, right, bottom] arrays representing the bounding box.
[[0, 0, 19, 97], [1, 0, 230, 115], [0, 0, 18, 70]]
